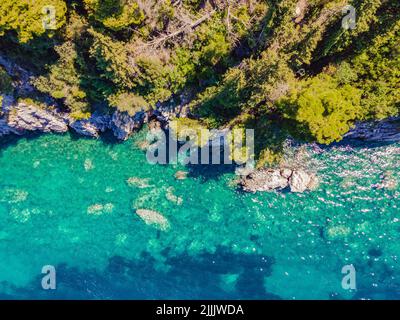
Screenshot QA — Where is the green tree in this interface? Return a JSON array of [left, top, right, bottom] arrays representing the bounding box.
[[33, 42, 90, 119], [278, 75, 362, 144], [0, 0, 66, 43], [83, 0, 144, 31], [108, 92, 150, 116], [88, 28, 135, 89]]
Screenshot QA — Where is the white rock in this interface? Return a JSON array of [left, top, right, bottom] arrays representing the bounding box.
[[7, 103, 68, 134], [280, 168, 293, 179], [241, 169, 289, 192], [70, 119, 100, 137], [289, 170, 312, 192]]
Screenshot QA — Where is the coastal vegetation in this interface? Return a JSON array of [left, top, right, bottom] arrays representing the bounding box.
[[0, 0, 399, 164]]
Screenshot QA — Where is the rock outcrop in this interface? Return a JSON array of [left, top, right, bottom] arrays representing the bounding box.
[[289, 169, 318, 192], [0, 53, 35, 96], [69, 113, 111, 138], [344, 117, 400, 142], [240, 168, 318, 193], [110, 111, 146, 140], [70, 119, 100, 138], [5, 103, 68, 134], [0, 102, 165, 140], [0, 118, 17, 136]]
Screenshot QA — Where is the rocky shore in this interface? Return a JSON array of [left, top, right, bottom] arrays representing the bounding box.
[[0, 101, 167, 141], [344, 117, 400, 142], [240, 168, 318, 193], [1, 54, 399, 195]]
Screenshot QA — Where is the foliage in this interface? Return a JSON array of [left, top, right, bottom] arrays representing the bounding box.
[[0, 66, 13, 93], [170, 118, 210, 147], [0, 0, 398, 165], [32, 42, 90, 119], [0, 0, 67, 43], [108, 92, 150, 116], [83, 0, 144, 31], [277, 74, 362, 144]]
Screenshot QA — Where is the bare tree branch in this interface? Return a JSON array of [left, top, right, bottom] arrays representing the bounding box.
[[142, 10, 216, 49]]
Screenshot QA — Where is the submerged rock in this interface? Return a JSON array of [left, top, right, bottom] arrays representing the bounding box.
[[84, 159, 94, 171], [174, 171, 188, 180], [166, 187, 183, 205], [6, 103, 68, 134], [135, 209, 169, 231], [372, 171, 398, 190], [325, 225, 351, 240], [240, 168, 317, 193], [126, 177, 151, 188], [87, 203, 114, 215]]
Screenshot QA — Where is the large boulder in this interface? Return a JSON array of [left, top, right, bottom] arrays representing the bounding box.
[[241, 168, 318, 193], [240, 168, 290, 192], [289, 169, 317, 192], [6, 103, 68, 134]]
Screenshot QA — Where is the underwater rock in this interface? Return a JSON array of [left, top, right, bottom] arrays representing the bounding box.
[[0, 188, 28, 203], [135, 209, 169, 231], [110, 111, 145, 140], [372, 171, 398, 190], [325, 225, 351, 240], [174, 171, 188, 180], [84, 159, 94, 171], [87, 203, 114, 215], [126, 177, 151, 188], [6, 103, 68, 134], [166, 187, 183, 205], [241, 168, 317, 193]]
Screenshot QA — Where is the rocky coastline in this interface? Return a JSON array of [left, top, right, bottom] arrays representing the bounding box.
[[0, 101, 170, 141], [1, 54, 399, 194], [1, 100, 399, 194], [344, 117, 400, 142]]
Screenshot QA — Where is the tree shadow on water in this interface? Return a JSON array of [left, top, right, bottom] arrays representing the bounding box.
[[3, 247, 280, 299]]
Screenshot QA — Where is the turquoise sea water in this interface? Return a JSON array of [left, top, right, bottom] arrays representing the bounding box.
[[0, 129, 399, 300]]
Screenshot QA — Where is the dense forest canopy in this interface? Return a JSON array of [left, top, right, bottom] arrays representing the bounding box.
[[0, 0, 399, 164]]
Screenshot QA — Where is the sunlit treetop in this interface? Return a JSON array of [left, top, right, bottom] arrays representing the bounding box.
[[83, 0, 144, 31], [0, 0, 67, 43]]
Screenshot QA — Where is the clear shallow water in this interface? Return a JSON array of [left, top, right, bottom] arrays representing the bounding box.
[[0, 130, 399, 300]]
